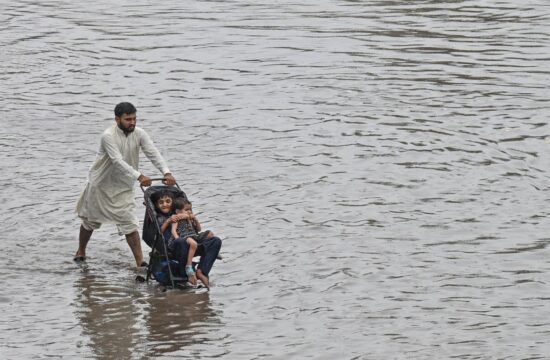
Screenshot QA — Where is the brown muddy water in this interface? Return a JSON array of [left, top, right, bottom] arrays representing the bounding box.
[[1, 0, 549, 359]]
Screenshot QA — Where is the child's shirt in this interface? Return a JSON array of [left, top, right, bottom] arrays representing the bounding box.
[[156, 213, 172, 241], [174, 219, 197, 240]]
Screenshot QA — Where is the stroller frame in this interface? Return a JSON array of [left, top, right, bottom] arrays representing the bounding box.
[[141, 180, 190, 288]]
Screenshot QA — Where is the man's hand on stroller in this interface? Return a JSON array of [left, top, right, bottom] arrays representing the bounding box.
[[138, 174, 152, 186], [162, 173, 176, 185]]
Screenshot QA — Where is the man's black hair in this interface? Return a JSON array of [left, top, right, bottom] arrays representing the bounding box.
[[114, 102, 137, 117]]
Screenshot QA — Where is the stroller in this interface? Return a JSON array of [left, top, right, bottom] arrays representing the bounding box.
[[141, 180, 194, 288]]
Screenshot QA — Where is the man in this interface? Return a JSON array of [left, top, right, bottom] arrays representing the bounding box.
[[74, 102, 176, 267]]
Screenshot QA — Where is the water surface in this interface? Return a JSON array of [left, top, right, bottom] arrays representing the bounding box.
[[1, 0, 549, 358]]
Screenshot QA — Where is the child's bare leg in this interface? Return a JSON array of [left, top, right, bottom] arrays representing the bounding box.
[[196, 269, 209, 289], [186, 237, 197, 264], [185, 237, 197, 284]]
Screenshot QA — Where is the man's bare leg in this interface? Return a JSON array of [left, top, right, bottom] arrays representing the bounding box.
[[75, 225, 93, 259], [125, 231, 145, 266]]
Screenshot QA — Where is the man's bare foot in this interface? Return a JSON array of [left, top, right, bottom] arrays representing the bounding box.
[[135, 258, 146, 267], [73, 252, 86, 262], [196, 269, 209, 289]]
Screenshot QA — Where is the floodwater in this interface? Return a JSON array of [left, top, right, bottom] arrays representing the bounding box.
[[1, 0, 549, 358]]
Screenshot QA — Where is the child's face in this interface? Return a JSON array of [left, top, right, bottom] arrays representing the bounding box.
[[156, 196, 173, 214], [175, 204, 192, 215]]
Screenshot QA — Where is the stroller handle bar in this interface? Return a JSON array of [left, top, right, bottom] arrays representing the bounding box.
[[140, 178, 182, 192]]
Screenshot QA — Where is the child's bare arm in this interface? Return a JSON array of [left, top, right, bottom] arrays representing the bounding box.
[[171, 222, 179, 239], [187, 212, 202, 232], [192, 216, 202, 232], [162, 213, 188, 233], [160, 217, 172, 233]]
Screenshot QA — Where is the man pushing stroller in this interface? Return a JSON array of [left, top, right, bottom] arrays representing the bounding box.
[[74, 102, 175, 267], [73, 102, 222, 289]]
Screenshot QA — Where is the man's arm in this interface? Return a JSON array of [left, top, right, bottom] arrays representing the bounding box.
[[139, 129, 173, 177]]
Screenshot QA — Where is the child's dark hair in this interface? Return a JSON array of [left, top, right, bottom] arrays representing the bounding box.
[[173, 197, 191, 210], [154, 190, 173, 203]]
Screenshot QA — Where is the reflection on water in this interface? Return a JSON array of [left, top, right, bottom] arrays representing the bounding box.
[[75, 274, 139, 360], [75, 273, 216, 359], [143, 290, 215, 358]]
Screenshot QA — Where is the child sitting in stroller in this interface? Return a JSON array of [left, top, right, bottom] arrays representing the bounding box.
[[154, 190, 221, 288], [171, 197, 215, 243]]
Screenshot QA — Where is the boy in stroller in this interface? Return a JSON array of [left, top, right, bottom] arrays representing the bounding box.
[[158, 194, 200, 284], [142, 184, 222, 288]]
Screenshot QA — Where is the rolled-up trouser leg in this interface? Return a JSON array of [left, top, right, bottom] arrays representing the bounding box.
[[197, 236, 222, 277], [171, 237, 191, 273]]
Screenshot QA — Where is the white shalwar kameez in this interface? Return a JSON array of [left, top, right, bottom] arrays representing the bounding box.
[[76, 124, 170, 231]]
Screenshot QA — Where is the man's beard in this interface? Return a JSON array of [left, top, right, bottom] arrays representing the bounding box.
[[118, 123, 135, 135]]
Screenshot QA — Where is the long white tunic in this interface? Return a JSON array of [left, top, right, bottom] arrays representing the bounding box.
[[76, 124, 170, 224]]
